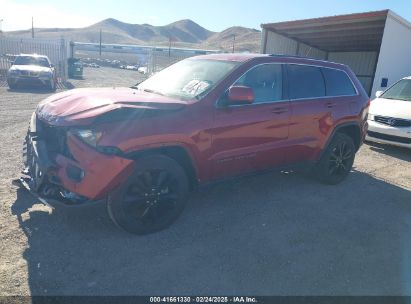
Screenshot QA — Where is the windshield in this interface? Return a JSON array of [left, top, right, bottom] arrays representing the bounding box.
[[14, 56, 50, 67], [137, 59, 239, 100], [381, 79, 411, 101]]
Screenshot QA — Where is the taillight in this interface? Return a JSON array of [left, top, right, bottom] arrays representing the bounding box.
[[362, 99, 371, 120]]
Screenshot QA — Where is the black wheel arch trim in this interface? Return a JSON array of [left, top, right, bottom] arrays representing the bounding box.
[[123, 144, 199, 189], [320, 122, 362, 159]]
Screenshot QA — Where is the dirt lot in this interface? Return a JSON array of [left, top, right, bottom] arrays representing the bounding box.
[[1, 67, 411, 296]]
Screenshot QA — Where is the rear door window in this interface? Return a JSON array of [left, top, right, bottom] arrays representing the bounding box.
[[287, 65, 326, 99], [322, 68, 356, 96]]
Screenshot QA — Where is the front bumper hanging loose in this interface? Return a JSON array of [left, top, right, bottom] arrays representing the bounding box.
[[15, 113, 135, 207]]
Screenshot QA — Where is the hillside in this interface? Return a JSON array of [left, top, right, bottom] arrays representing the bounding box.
[[4, 19, 261, 52], [204, 26, 261, 52]]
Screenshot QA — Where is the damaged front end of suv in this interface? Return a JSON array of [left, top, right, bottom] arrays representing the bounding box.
[[18, 87, 186, 209], [20, 112, 134, 206]]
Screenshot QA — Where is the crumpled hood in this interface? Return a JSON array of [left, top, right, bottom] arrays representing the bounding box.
[[36, 87, 188, 126], [370, 98, 411, 119], [10, 65, 52, 73]]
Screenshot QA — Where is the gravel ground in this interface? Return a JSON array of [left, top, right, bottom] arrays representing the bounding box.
[[0, 67, 411, 296]]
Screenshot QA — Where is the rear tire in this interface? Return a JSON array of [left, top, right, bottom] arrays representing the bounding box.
[[315, 133, 356, 185], [107, 155, 189, 235]]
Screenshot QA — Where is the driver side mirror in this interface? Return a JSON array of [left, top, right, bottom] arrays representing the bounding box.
[[227, 86, 254, 105], [375, 90, 383, 98]]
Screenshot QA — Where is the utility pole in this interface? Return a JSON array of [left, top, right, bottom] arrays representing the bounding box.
[[168, 36, 176, 57], [232, 34, 235, 53], [99, 29, 102, 57], [31, 17, 34, 38]]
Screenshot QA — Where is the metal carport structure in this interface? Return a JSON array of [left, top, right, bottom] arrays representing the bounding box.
[[261, 10, 411, 97]]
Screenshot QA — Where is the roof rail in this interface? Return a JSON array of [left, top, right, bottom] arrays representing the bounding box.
[[269, 53, 320, 60], [268, 53, 348, 66]]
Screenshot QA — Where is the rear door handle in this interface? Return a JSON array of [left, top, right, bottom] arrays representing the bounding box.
[[271, 107, 288, 114], [326, 102, 336, 108]]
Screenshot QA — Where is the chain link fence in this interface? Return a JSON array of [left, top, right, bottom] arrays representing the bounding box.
[[0, 37, 68, 82], [0, 56, 12, 82], [73, 42, 218, 77]]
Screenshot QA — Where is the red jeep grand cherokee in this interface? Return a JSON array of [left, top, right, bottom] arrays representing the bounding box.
[[20, 54, 369, 234]]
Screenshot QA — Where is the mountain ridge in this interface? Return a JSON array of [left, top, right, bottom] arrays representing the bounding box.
[[4, 18, 261, 52]]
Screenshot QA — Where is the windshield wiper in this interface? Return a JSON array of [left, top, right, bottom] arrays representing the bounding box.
[[130, 81, 143, 89], [383, 96, 411, 101], [141, 88, 165, 96]]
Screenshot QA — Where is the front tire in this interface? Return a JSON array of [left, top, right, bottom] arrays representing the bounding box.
[[7, 81, 16, 90], [315, 133, 356, 185], [107, 155, 189, 235], [47, 79, 56, 92]]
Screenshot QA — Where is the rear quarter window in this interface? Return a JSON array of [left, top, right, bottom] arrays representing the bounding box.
[[322, 68, 357, 96]]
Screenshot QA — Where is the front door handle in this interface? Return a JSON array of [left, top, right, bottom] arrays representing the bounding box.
[[271, 107, 288, 114], [326, 102, 336, 108]]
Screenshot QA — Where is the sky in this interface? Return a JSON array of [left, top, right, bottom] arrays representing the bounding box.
[[1, 0, 411, 32]]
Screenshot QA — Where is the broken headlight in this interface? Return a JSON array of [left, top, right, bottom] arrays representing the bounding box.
[[70, 129, 102, 147], [70, 129, 122, 155]]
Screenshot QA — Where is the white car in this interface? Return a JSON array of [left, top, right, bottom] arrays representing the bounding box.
[[138, 66, 148, 74], [125, 65, 138, 70], [7, 54, 57, 91], [366, 76, 411, 148]]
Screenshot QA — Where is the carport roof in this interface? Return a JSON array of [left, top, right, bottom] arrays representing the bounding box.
[[261, 10, 389, 52]]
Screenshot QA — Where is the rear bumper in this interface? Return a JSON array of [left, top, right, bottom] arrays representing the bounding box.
[[360, 120, 368, 148], [68, 68, 83, 77], [366, 119, 411, 149], [23, 113, 135, 204]]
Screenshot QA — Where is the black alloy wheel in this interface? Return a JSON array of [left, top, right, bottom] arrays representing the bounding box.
[[315, 133, 356, 185], [107, 155, 189, 234], [328, 141, 353, 177], [123, 170, 179, 222]]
